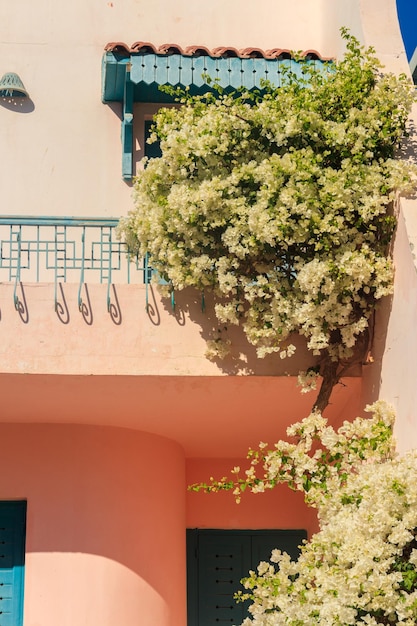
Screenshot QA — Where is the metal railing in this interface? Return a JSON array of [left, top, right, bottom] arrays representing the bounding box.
[[0, 216, 150, 315]]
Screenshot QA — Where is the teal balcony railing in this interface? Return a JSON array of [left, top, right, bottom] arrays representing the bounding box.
[[0, 216, 150, 318]]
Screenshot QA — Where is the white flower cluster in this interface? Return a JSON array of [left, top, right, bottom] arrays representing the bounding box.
[[239, 459, 417, 624], [297, 368, 320, 393], [229, 400, 396, 516], [204, 337, 232, 360], [118, 32, 416, 361], [219, 402, 417, 625]]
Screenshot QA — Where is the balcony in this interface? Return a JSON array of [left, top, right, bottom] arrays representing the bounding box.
[[0, 215, 362, 455], [0, 216, 148, 322], [0, 214, 358, 377]]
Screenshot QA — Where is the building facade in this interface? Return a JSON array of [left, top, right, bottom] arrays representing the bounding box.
[[0, 1, 416, 625]]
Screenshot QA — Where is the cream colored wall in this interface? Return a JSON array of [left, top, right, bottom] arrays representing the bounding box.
[[348, 1, 417, 452], [318, 0, 407, 67], [0, 0, 328, 220], [0, 0, 372, 384], [377, 202, 417, 453]]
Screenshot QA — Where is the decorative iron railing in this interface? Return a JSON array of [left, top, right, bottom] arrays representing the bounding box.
[[0, 216, 151, 316]]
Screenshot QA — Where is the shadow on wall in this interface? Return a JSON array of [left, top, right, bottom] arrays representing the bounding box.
[[360, 291, 392, 407], [5, 281, 125, 327], [0, 279, 322, 377], [150, 285, 320, 376]]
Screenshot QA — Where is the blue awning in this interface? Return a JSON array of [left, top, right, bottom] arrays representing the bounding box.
[[101, 48, 331, 179], [102, 51, 328, 102]]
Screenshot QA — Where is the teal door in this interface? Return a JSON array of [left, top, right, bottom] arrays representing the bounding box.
[[0, 502, 26, 626], [187, 529, 306, 626]]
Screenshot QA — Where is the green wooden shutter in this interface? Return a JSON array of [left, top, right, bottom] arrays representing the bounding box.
[[196, 532, 251, 626], [187, 529, 306, 626], [0, 502, 26, 626]]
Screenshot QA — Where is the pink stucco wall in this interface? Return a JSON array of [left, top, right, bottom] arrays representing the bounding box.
[[0, 422, 326, 626], [186, 459, 319, 537], [0, 424, 186, 626]]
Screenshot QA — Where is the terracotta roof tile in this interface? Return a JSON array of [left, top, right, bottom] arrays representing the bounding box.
[[104, 41, 333, 61], [239, 47, 267, 58], [210, 46, 240, 57], [156, 43, 185, 55], [265, 48, 295, 59], [130, 41, 158, 53], [183, 45, 212, 56]]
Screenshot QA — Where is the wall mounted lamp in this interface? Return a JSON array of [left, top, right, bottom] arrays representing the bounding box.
[[0, 73, 29, 98]]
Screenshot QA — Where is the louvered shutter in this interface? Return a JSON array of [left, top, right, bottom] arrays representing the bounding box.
[[196, 533, 251, 625], [187, 529, 306, 626]]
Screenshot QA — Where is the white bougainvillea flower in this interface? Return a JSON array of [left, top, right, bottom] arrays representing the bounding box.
[[191, 402, 417, 625], [118, 31, 416, 368]]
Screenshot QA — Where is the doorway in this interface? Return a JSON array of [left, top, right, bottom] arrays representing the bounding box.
[[186, 528, 306, 625]]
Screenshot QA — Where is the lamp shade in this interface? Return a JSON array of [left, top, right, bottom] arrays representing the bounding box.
[[0, 73, 29, 98]]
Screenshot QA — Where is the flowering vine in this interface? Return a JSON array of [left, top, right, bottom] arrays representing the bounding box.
[[190, 402, 417, 625], [116, 28, 417, 623], [118, 30, 415, 410]]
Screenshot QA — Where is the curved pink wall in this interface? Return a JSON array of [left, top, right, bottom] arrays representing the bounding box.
[[0, 424, 186, 626]]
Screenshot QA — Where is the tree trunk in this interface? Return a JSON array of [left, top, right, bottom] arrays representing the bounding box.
[[312, 357, 340, 413]]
